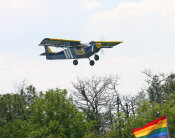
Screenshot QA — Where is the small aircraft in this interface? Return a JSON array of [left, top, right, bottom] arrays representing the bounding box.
[[39, 38, 123, 66]]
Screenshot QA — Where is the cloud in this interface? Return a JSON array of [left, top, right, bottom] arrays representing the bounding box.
[[0, 0, 175, 96], [83, 0, 175, 56], [89, 0, 175, 32], [91, 0, 175, 18], [82, 0, 102, 9]]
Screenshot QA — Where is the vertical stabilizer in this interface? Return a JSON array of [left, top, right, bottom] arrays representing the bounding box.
[[44, 46, 52, 53], [40, 46, 52, 58]]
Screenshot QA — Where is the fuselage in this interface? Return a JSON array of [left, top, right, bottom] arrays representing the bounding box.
[[46, 44, 101, 60]]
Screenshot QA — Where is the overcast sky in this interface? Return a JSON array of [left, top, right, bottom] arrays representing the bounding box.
[[0, 0, 175, 95]]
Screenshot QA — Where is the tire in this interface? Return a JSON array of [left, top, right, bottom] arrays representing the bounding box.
[[90, 60, 95, 66], [94, 54, 99, 61], [73, 60, 78, 65]]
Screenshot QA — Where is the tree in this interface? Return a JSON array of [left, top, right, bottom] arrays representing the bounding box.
[[0, 84, 38, 137], [106, 72, 175, 138], [27, 88, 87, 138], [72, 75, 120, 134], [0, 87, 88, 138], [143, 70, 175, 104], [143, 70, 165, 104]]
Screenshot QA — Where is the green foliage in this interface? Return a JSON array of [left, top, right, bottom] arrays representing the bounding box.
[[1, 73, 175, 137], [105, 95, 175, 137], [0, 87, 88, 138], [105, 73, 175, 137], [27, 89, 87, 138]]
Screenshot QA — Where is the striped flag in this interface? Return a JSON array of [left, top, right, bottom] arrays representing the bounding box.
[[133, 116, 169, 138]]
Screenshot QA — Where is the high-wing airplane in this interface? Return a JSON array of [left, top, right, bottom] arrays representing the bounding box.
[[39, 38, 123, 66]]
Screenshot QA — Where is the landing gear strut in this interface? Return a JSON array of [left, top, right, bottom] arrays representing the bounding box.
[[94, 54, 99, 61], [73, 60, 78, 65]]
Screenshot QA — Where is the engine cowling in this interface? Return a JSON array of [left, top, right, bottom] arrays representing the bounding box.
[[96, 43, 102, 48]]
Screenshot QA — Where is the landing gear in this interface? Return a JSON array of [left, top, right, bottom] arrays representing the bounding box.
[[94, 54, 99, 61], [73, 59, 95, 66], [73, 60, 78, 65], [90, 60, 95, 66]]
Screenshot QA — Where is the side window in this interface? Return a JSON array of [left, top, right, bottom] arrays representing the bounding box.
[[74, 45, 85, 55]]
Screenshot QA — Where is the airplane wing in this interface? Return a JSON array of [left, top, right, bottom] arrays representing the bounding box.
[[89, 41, 123, 48], [39, 38, 81, 47]]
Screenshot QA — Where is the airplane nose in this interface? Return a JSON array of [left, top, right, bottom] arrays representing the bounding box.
[[96, 43, 102, 48]]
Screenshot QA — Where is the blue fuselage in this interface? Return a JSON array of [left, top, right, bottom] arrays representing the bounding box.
[[46, 44, 100, 60]]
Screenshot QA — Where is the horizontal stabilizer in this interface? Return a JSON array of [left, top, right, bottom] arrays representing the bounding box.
[[40, 52, 48, 56]]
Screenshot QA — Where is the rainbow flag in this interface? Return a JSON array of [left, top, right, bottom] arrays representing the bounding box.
[[133, 116, 169, 138]]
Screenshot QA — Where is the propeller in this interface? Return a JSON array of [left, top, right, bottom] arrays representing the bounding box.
[[100, 36, 105, 55], [100, 48, 104, 55]]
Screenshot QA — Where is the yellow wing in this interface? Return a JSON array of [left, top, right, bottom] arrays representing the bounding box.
[[90, 41, 123, 48], [39, 38, 81, 47]]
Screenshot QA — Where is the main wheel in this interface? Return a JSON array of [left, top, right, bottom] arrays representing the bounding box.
[[90, 60, 95, 66], [94, 54, 99, 61], [73, 60, 78, 65]]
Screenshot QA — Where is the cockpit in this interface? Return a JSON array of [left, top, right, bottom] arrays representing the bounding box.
[[74, 45, 85, 55]]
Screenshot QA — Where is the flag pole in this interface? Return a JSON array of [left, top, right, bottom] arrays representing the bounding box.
[[166, 115, 170, 138]]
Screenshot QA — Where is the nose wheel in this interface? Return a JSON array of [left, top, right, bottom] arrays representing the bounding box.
[[94, 54, 99, 61], [73, 60, 78, 65]]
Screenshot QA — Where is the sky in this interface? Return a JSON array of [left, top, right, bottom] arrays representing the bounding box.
[[0, 0, 175, 95]]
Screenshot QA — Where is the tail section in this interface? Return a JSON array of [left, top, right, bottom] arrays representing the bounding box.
[[40, 46, 52, 56], [45, 46, 52, 53]]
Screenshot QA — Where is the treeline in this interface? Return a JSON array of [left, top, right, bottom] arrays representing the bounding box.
[[0, 71, 175, 138]]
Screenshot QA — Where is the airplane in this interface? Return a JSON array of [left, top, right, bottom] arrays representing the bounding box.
[[39, 38, 123, 66]]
